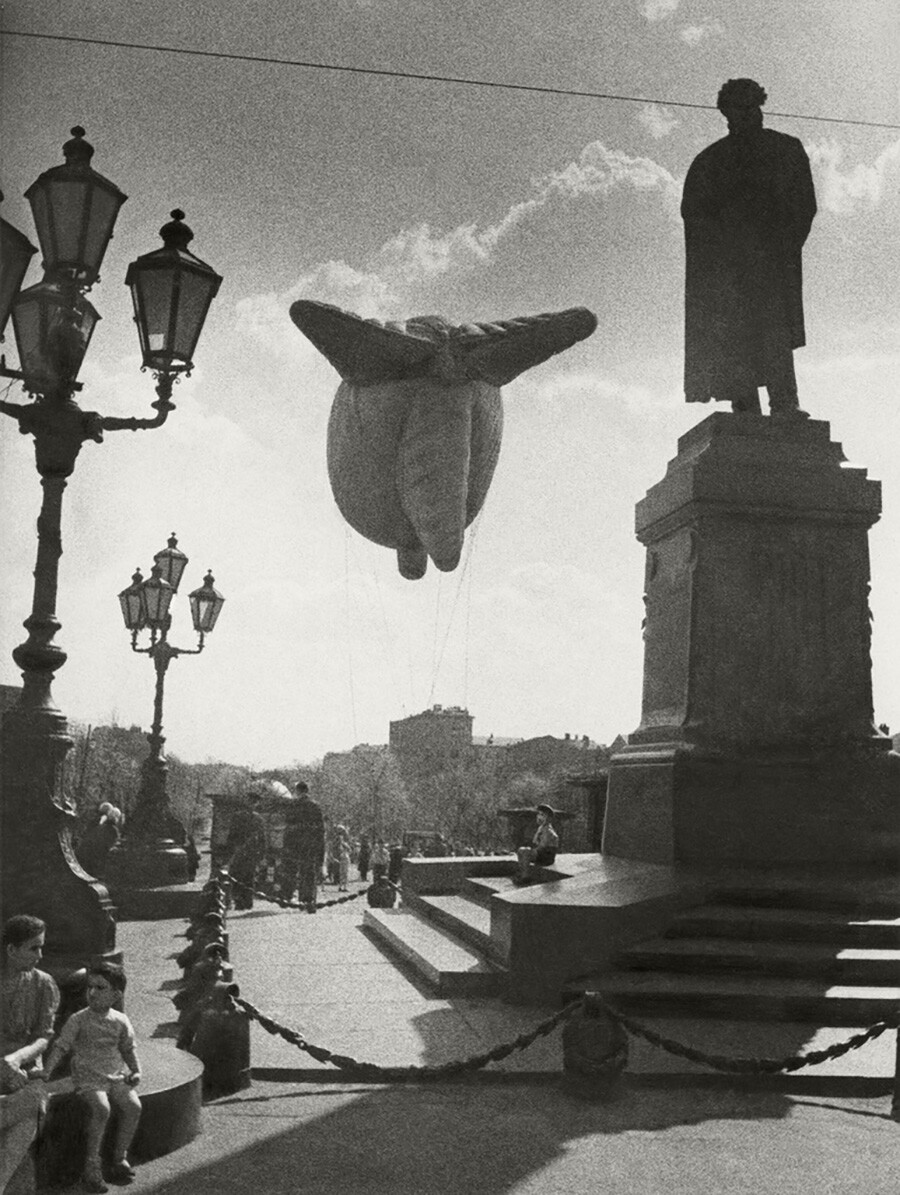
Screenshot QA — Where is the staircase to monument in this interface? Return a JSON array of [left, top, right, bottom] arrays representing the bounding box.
[[582, 873, 900, 1027], [363, 878, 511, 997]]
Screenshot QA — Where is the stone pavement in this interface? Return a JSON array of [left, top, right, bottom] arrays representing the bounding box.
[[42, 879, 900, 1194]]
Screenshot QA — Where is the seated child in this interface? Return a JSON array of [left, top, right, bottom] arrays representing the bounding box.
[[515, 804, 560, 883], [42, 962, 142, 1193]]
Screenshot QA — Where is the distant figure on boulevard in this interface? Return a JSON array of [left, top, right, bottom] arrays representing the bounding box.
[[224, 791, 267, 910], [515, 804, 559, 884], [1, 915, 59, 1193], [43, 962, 142, 1192], [76, 802, 122, 878], [280, 781, 325, 910], [335, 825, 351, 892], [370, 839, 389, 882], [388, 843, 404, 885], [357, 834, 371, 882], [682, 78, 817, 416]]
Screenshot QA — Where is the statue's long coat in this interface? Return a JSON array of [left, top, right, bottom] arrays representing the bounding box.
[[681, 127, 817, 402]]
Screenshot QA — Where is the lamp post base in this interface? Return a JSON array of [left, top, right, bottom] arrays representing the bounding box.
[[103, 840, 198, 920], [105, 839, 189, 887], [0, 706, 119, 970]]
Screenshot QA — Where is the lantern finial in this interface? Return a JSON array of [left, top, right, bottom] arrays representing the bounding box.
[[63, 127, 94, 166], [160, 210, 193, 252]]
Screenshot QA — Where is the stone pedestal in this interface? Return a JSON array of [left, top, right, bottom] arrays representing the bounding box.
[[602, 413, 899, 866]]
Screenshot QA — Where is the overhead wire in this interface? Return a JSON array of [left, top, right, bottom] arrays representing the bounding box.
[[3, 28, 898, 130]]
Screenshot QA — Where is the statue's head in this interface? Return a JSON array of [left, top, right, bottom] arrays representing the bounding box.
[[717, 78, 767, 134]]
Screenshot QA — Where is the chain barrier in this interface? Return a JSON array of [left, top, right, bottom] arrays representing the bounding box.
[[583, 990, 899, 1075], [234, 993, 581, 1080], [221, 870, 379, 911], [232, 982, 899, 1081]]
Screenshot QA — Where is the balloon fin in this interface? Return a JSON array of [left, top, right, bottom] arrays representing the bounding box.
[[456, 307, 598, 387], [290, 300, 435, 383]]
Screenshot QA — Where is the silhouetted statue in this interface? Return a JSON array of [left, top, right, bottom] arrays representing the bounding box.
[[682, 78, 817, 416]]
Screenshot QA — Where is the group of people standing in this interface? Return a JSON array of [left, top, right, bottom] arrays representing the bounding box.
[[221, 780, 412, 910]]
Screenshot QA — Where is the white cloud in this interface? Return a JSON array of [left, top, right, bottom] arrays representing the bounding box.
[[637, 103, 679, 140], [537, 141, 682, 220], [641, 0, 680, 20], [679, 22, 723, 44], [237, 139, 679, 342], [806, 136, 900, 214]]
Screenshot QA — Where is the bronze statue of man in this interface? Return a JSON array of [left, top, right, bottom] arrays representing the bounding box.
[[682, 78, 817, 416]]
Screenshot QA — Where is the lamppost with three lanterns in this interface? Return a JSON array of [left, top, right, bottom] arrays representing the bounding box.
[[0, 127, 222, 970], [110, 535, 224, 889]]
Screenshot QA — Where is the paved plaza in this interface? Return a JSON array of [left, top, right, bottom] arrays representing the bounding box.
[[36, 881, 890, 1195]]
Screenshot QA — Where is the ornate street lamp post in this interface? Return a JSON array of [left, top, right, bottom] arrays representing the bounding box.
[[0, 129, 222, 970], [111, 537, 224, 886]]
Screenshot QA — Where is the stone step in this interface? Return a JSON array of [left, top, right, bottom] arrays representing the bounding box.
[[621, 937, 900, 983], [711, 881, 900, 917], [403, 892, 503, 962], [465, 875, 522, 905], [669, 903, 900, 947], [363, 907, 506, 997], [582, 970, 900, 1025]]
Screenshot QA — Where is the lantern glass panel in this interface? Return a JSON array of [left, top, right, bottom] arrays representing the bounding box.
[[140, 577, 175, 628], [189, 576, 224, 634], [82, 186, 122, 278], [10, 291, 41, 379], [154, 539, 188, 592], [46, 179, 90, 268], [131, 265, 173, 360], [10, 282, 99, 393], [171, 269, 215, 364], [0, 218, 37, 337], [118, 589, 144, 630]]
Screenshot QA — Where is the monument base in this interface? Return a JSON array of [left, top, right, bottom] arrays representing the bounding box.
[[601, 412, 898, 869], [603, 740, 900, 867]]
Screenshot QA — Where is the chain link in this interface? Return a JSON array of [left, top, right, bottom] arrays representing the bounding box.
[[234, 994, 580, 1080], [584, 991, 899, 1075], [221, 870, 376, 910]]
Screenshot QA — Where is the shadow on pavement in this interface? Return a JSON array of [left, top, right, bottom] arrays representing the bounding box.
[[135, 1082, 799, 1195]]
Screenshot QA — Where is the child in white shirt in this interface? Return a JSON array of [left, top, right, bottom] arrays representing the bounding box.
[[43, 962, 141, 1193]]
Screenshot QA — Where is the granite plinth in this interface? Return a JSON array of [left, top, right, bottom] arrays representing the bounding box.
[[603, 413, 898, 867]]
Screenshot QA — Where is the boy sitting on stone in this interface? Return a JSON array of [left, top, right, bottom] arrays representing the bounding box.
[[41, 962, 141, 1192], [515, 804, 560, 884]]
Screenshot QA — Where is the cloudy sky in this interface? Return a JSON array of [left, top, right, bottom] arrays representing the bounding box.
[[1, 1, 898, 767]]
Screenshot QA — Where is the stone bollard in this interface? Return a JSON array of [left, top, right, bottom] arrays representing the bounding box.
[[177, 913, 228, 971], [366, 877, 398, 908], [561, 993, 628, 1101], [187, 981, 251, 1098], [174, 943, 232, 1024]]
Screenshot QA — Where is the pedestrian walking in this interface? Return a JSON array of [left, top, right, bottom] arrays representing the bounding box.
[[357, 834, 370, 882], [371, 839, 389, 881], [336, 826, 351, 892], [279, 781, 325, 909]]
